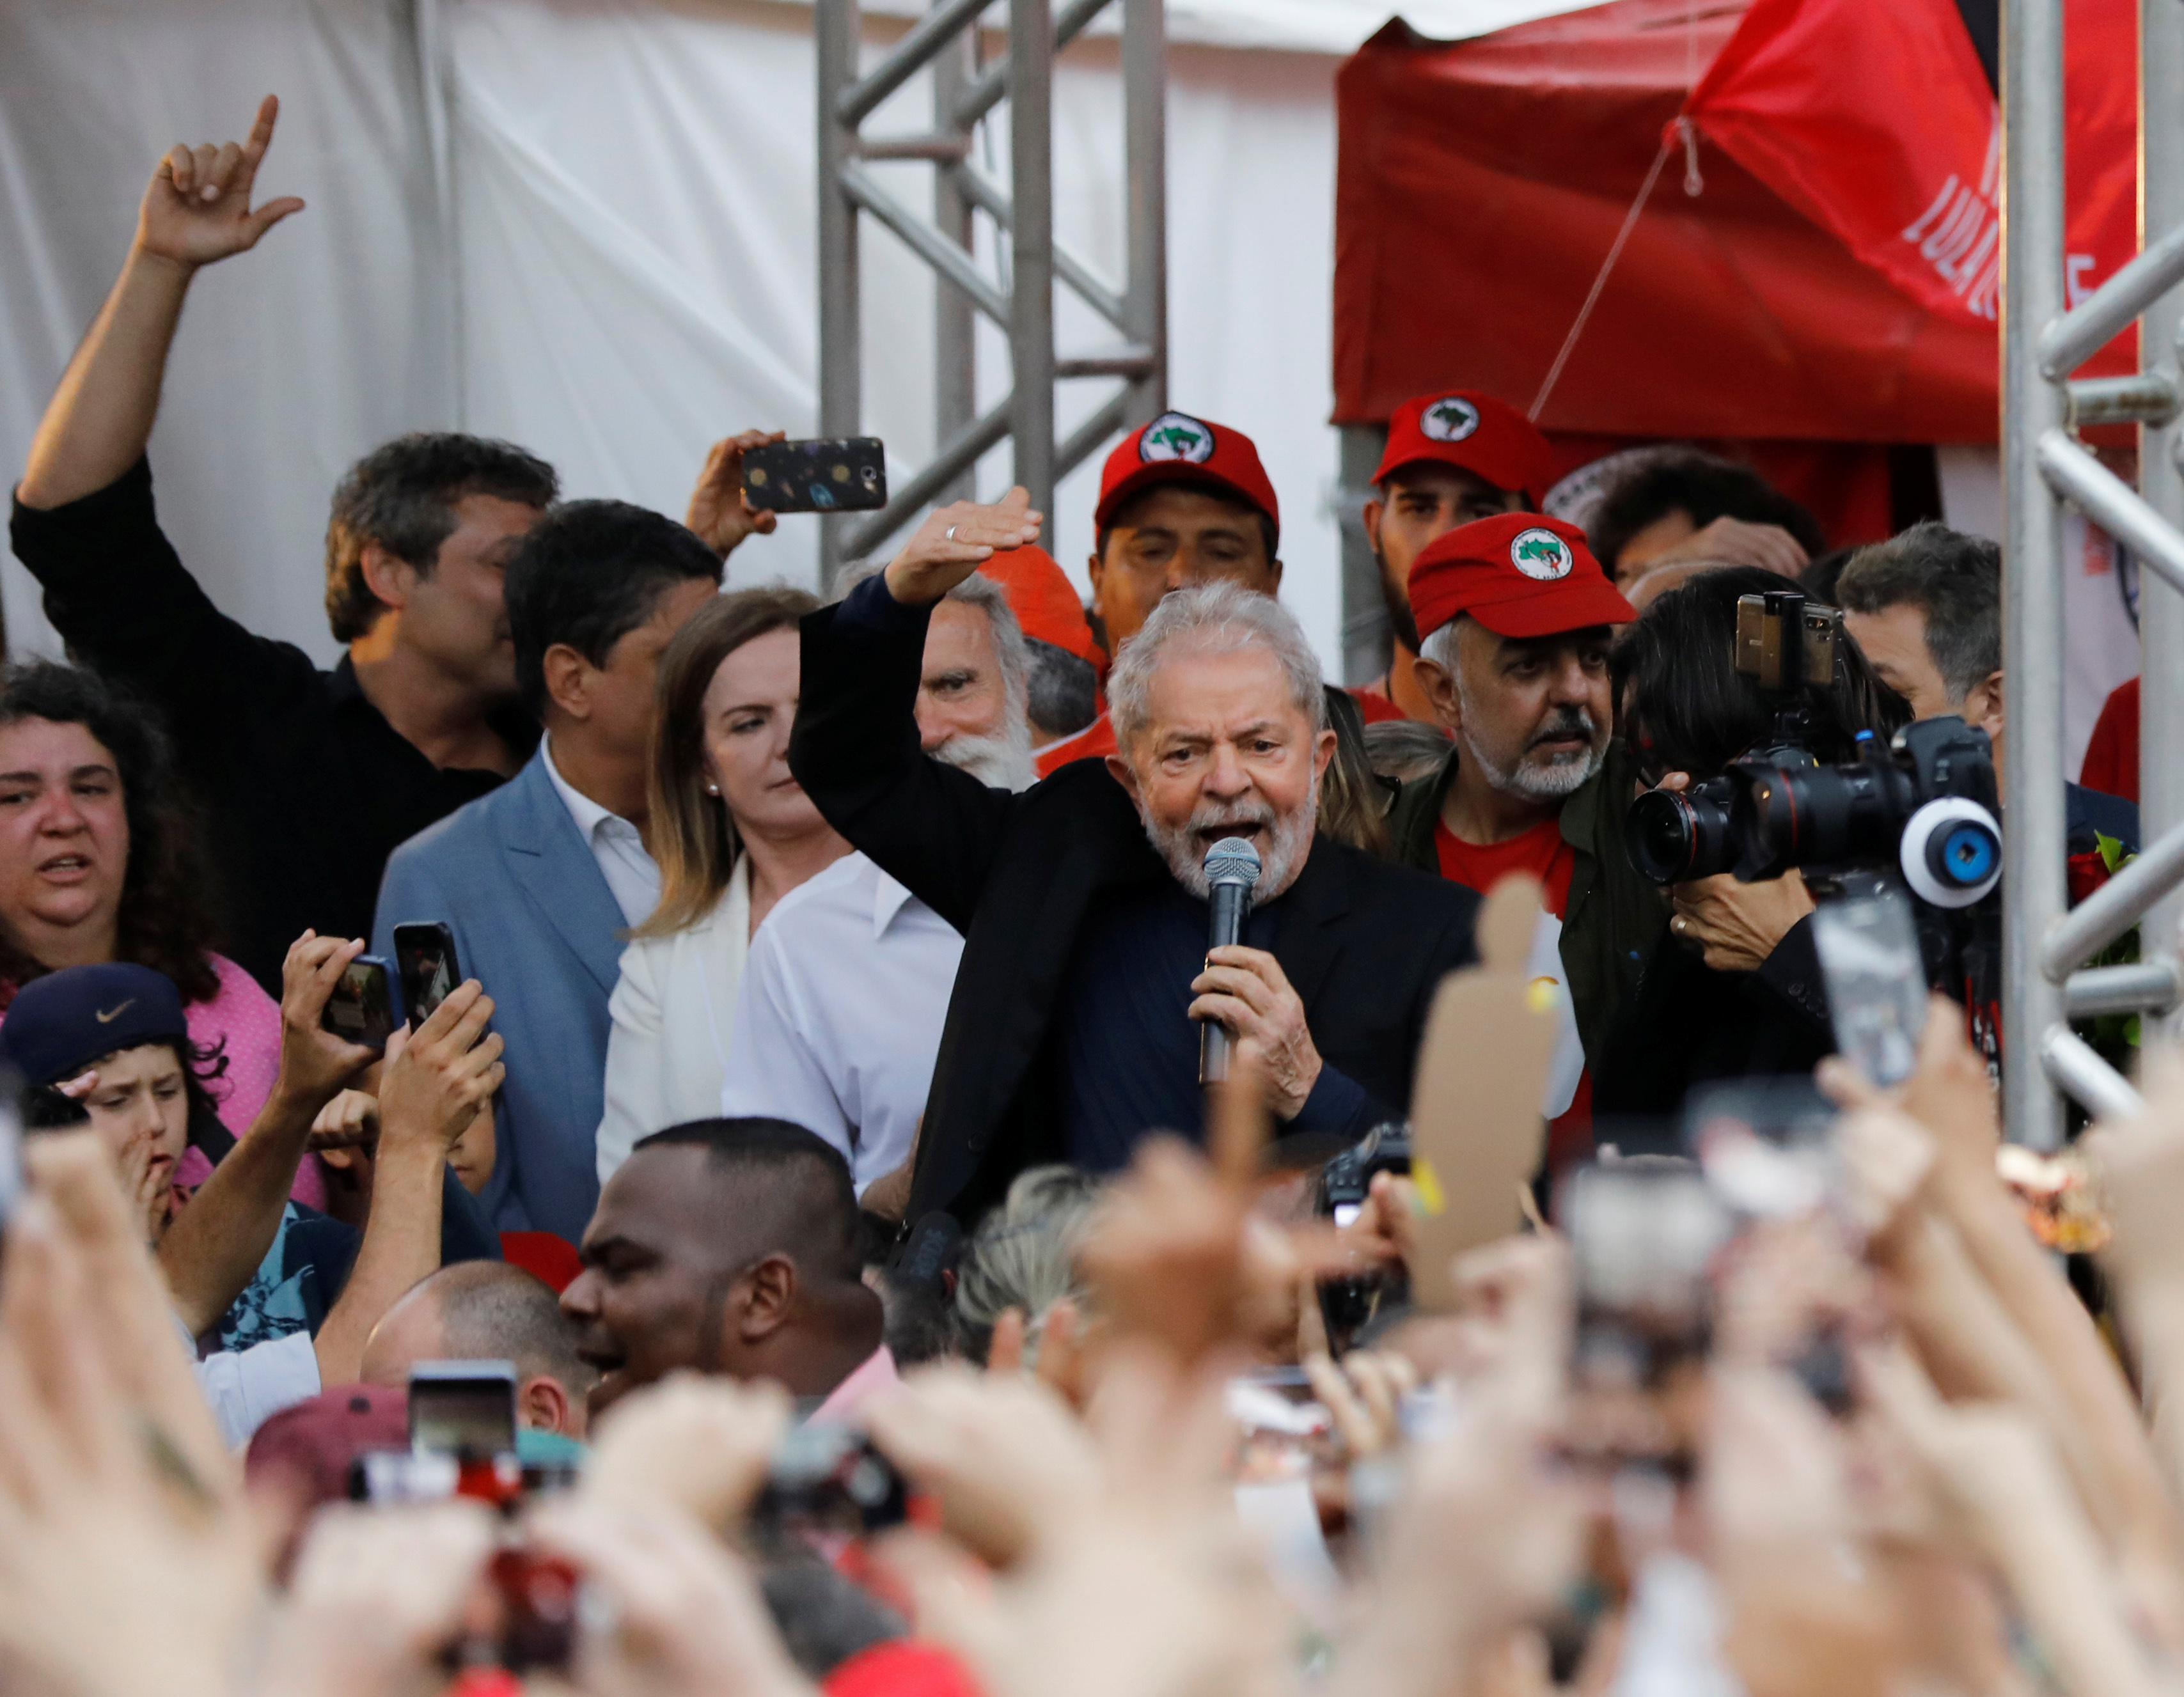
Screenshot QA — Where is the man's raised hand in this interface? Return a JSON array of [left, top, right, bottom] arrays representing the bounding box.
[[138, 95, 305, 270], [375, 981, 503, 1157], [883, 487, 1043, 606], [687, 430, 785, 559]]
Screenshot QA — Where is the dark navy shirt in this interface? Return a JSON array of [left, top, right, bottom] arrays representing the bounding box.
[[1051, 878, 1368, 1171]]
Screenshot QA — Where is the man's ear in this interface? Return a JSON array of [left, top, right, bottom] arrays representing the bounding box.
[[735, 1254, 798, 1344], [1361, 497, 1385, 553], [1963, 669, 2006, 742], [1086, 547, 1107, 598], [1412, 651, 1461, 732], [1312, 726, 1338, 779], [359, 542, 417, 618], [541, 643, 592, 721], [1264, 557, 1284, 595], [1105, 751, 1143, 805], [519, 1373, 571, 1434]]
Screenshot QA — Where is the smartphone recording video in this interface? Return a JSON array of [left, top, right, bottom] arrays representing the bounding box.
[[409, 1359, 519, 1460], [1562, 1160, 1729, 1470], [1226, 1367, 1339, 1484], [392, 921, 462, 1031], [741, 437, 887, 513], [322, 955, 398, 1051], [1812, 885, 1930, 1088], [750, 1421, 913, 1556], [1684, 1081, 1861, 1414]]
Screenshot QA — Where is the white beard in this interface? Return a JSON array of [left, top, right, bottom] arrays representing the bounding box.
[[1452, 692, 1605, 804], [932, 719, 1037, 792], [1138, 771, 1319, 902]]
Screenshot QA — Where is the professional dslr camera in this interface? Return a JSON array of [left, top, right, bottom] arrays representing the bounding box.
[[1624, 588, 2002, 912]]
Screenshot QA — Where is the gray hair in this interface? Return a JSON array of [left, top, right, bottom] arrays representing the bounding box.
[[1108, 581, 1325, 753], [837, 559, 1030, 717], [953, 1164, 1101, 1359], [1835, 521, 2000, 705], [1418, 613, 1464, 677]]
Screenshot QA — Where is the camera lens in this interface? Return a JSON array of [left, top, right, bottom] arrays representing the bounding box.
[[1625, 781, 1737, 883], [1730, 760, 1894, 880]]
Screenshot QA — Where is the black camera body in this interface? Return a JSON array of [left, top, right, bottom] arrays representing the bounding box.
[[1315, 1122, 1411, 1225], [1314, 1123, 1413, 1353], [1624, 589, 2002, 911]]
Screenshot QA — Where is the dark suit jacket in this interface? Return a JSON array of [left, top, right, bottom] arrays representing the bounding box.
[[789, 580, 1484, 1227]]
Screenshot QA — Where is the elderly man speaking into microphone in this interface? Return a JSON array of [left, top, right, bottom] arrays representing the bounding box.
[[790, 485, 1481, 1228]]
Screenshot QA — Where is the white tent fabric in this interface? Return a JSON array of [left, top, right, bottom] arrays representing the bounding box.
[[0, 0, 456, 663], [0, 0, 2142, 760], [0, 0, 1412, 675]]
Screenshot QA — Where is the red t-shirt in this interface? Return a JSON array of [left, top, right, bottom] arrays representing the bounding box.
[[1433, 813, 1591, 1166], [2081, 675, 2140, 803], [1349, 684, 1413, 724], [1433, 815, 1576, 916]]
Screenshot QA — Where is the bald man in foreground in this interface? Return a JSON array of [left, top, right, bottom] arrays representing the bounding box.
[[362, 1260, 597, 1438]]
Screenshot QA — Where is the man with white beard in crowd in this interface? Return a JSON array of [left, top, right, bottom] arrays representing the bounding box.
[[1385, 513, 1660, 1158], [787, 489, 1481, 1230]]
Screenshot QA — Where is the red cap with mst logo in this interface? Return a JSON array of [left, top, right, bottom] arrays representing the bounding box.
[[1372, 391, 1553, 506], [1094, 412, 1280, 536], [1408, 513, 1635, 641]]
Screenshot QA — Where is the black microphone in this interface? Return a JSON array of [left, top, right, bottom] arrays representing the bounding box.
[[1198, 835, 1262, 1085]]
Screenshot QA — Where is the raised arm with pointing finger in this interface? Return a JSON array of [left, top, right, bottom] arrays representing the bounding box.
[[18, 95, 303, 512], [8, 99, 563, 992]]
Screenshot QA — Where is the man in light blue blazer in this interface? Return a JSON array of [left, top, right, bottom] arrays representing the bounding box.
[[375, 499, 725, 1242]]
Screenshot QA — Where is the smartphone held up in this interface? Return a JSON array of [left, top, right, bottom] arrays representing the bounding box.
[[741, 437, 887, 514]]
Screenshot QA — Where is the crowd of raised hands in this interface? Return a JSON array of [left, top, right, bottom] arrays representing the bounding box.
[[10, 1006, 2184, 1697]]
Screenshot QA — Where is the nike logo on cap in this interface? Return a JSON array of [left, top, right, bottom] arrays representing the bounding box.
[[95, 999, 135, 1023]]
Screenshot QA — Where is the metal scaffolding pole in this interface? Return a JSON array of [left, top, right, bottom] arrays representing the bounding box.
[[815, 0, 1168, 586], [2141, 0, 2184, 1005], [1009, 0, 1057, 520], [2002, 0, 2070, 1150], [932, 29, 978, 506], [2005, 0, 2184, 1133], [817, 0, 863, 579]]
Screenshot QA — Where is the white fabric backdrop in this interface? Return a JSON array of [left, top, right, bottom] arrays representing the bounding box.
[[0, 0, 455, 662], [0, 0, 2148, 746], [0, 0, 1368, 676]]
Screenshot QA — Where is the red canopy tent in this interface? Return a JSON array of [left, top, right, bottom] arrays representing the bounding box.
[[1333, 0, 2137, 547]]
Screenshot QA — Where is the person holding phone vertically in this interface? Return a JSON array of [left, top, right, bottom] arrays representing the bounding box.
[[373, 502, 723, 1245]]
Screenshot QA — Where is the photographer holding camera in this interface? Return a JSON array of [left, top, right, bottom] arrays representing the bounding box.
[[1596, 566, 1907, 1114]]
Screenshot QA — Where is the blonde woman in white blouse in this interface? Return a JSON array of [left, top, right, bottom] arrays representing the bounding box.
[[595, 587, 854, 1180]]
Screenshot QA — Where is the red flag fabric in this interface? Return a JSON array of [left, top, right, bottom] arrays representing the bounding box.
[[1332, 0, 2139, 450], [1332, 1, 1998, 442], [1686, 0, 2135, 372]]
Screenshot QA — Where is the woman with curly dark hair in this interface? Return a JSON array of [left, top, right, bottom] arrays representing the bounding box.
[[0, 661, 319, 1203]]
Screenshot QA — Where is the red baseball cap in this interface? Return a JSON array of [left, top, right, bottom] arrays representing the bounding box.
[[245, 1384, 409, 1512], [979, 545, 1105, 666], [1409, 514, 1635, 641], [1094, 412, 1280, 536], [1372, 391, 1553, 505]]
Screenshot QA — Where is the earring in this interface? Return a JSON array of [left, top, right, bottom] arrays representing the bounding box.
[[704, 781, 720, 796]]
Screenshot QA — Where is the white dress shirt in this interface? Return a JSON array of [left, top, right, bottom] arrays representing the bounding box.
[[596, 858, 751, 1184], [720, 852, 964, 1192], [543, 736, 660, 928]]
